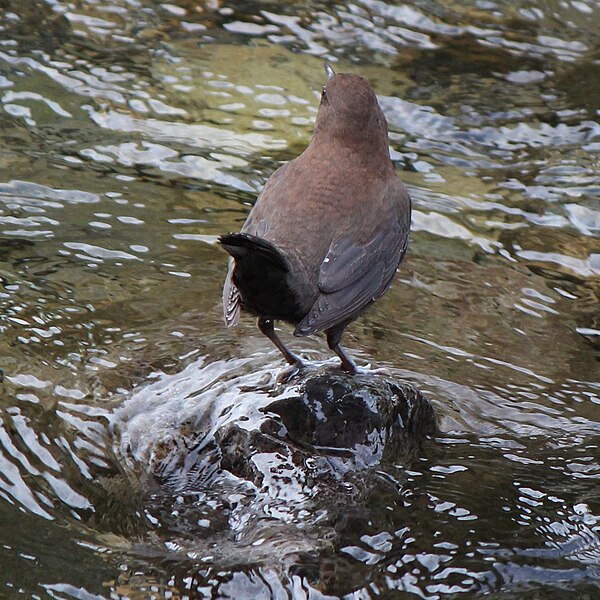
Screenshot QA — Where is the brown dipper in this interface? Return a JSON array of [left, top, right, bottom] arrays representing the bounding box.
[[219, 64, 411, 374]]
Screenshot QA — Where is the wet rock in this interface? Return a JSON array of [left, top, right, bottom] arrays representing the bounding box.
[[115, 361, 436, 571], [271, 373, 436, 453], [146, 370, 436, 495]]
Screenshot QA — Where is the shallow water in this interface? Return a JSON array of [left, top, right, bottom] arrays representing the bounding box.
[[0, 0, 599, 598]]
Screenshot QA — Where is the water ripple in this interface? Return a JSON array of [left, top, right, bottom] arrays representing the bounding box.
[[0, 0, 599, 597]]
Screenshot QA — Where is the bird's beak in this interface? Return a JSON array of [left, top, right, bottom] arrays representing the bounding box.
[[324, 62, 336, 80]]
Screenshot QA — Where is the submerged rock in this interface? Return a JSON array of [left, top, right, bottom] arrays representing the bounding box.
[[139, 369, 436, 493], [115, 359, 436, 573], [211, 372, 437, 556]]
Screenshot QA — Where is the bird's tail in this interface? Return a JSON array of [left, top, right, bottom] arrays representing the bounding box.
[[219, 233, 301, 325], [218, 232, 289, 272]]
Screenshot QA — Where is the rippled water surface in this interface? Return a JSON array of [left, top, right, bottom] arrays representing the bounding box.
[[0, 0, 599, 598]]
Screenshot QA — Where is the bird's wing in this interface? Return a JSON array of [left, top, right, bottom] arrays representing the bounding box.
[[222, 257, 241, 327], [295, 185, 410, 336]]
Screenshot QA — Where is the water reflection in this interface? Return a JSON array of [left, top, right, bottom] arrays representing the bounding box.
[[0, 0, 599, 597]]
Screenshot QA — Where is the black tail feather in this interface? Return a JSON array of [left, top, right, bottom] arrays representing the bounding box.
[[218, 232, 289, 271], [219, 232, 302, 321]]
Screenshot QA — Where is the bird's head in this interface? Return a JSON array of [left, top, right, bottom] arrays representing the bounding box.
[[314, 64, 388, 151]]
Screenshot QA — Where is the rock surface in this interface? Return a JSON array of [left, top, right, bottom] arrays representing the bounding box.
[[142, 370, 436, 492], [115, 359, 436, 571]]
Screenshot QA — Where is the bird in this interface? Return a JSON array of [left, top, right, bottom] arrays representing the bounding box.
[[218, 63, 411, 375]]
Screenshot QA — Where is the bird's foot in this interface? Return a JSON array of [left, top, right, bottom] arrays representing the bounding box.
[[276, 359, 305, 384], [339, 359, 358, 374], [328, 362, 391, 377]]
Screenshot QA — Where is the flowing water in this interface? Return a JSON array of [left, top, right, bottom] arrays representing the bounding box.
[[0, 0, 599, 598]]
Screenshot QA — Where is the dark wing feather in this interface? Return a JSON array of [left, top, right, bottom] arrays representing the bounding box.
[[318, 230, 390, 293], [295, 187, 410, 336]]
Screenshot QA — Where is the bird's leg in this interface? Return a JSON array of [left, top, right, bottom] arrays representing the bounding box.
[[257, 317, 303, 367], [326, 326, 357, 374]]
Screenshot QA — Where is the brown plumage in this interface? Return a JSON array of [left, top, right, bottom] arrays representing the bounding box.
[[219, 65, 411, 374]]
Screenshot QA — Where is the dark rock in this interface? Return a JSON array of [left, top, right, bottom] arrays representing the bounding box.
[[269, 373, 436, 455], [116, 363, 436, 571], [151, 370, 436, 494]]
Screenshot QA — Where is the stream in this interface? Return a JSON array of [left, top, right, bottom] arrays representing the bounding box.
[[0, 0, 599, 598]]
